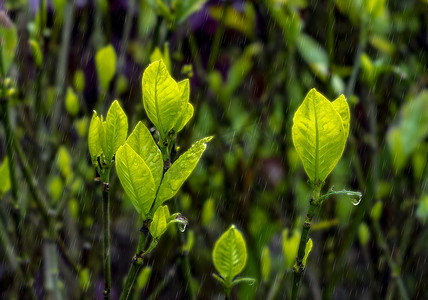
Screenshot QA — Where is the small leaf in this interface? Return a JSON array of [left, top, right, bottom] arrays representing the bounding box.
[[153, 136, 213, 211], [292, 89, 347, 183], [0, 12, 17, 74], [0, 157, 11, 195], [173, 79, 194, 133], [202, 198, 215, 226], [282, 228, 300, 269], [104, 100, 128, 162], [358, 222, 371, 246], [126, 122, 163, 188], [331, 95, 350, 139], [115, 144, 156, 218], [88, 112, 102, 163], [261, 246, 271, 282], [56, 146, 72, 180], [95, 44, 117, 90], [213, 225, 247, 284], [302, 238, 313, 267], [136, 267, 152, 290], [142, 60, 181, 138], [74, 69, 86, 93], [296, 34, 329, 81], [29, 39, 43, 67], [150, 205, 170, 239], [65, 87, 80, 117]]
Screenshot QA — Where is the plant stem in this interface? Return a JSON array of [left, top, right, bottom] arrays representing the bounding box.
[[207, 0, 229, 71], [101, 168, 112, 299], [120, 233, 150, 300], [291, 186, 321, 300]]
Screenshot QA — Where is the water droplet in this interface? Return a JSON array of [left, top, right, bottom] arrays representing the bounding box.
[[349, 193, 362, 206], [178, 223, 187, 232], [176, 214, 188, 232]]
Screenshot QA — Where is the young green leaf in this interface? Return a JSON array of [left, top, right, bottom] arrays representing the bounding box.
[[56, 146, 72, 180], [213, 225, 247, 285], [95, 44, 117, 90], [0, 12, 17, 75], [173, 79, 194, 133], [150, 206, 170, 239], [152, 136, 213, 211], [126, 122, 163, 189], [302, 238, 313, 268], [261, 246, 271, 281], [331, 94, 350, 139], [0, 157, 11, 196], [104, 100, 128, 162], [142, 60, 181, 138], [88, 111, 102, 163], [65, 87, 79, 117], [292, 89, 347, 184], [115, 144, 156, 218], [282, 228, 300, 269]]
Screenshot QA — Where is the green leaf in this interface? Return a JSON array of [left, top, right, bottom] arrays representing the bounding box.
[[126, 122, 162, 188], [202, 198, 215, 226], [358, 222, 371, 246], [65, 87, 80, 117], [136, 267, 152, 290], [296, 34, 329, 81], [88, 111, 102, 163], [56, 146, 72, 180], [261, 246, 271, 282], [104, 100, 128, 162], [0, 157, 11, 195], [153, 136, 213, 211], [302, 238, 313, 267], [95, 44, 117, 90], [292, 89, 347, 183], [142, 60, 182, 138], [150, 43, 171, 73], [173, 79, 194, 133], [150, 205, 170, 239], [29, 39, 43, 67], [213, 225, 247, 284], [282, 228, 300, 269], [115, 144, 156, 217], [0, 13, 17, 75], [331, 94, 350, 139]]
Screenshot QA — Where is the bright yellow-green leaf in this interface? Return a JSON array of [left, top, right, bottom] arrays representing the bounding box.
[[126, 122, 163, 188], [56, 146, 72, 179], [261, 246, 271, 281], [115, 144, 156, 217], [48, 176, 64, 202], [292, 89, 347, 183], [150, 205, 170, 238], [95, 44, 117, 90], [302, 238, 313, 267], [213, 225, 247, 284], [153, 136, 212, 211], [173, 79, 194, 133], [332, 94, 350, 139], [65, 87, 79, 117], [104, 100, 128, 162], [282, 228, 300, 268], [88, 111, 102, 163], [0, 13, 17, 75], [0, 157, 11, 195], [142, 60, 181, 138], [74, 117, 89, 138]]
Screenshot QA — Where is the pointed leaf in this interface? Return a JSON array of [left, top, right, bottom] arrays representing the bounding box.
[[332, 94, 350, 139], [126, 122, 163, 188], [153, 136, 213, 211], [292, 89, 346, 183], [115, 144, 156, 217], [302, 238, 313, 267], [212, 225, 247, 284], [0, 12, 17, 75], [104, 100, 128, 161], [173, 79, 193, 133], [95, 44, 117, 90], [142, 60, 181, 138], [150, 206, 170, 239], [65, 87, 79, 116], [174, 103, 194, 133], [88, 111, 102, 163]]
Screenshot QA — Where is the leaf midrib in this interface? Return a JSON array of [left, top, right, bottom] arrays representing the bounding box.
[[312, 94, 319, 182]]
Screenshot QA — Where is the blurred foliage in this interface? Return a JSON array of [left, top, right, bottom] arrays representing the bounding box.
[[0, 0, 428, 299]]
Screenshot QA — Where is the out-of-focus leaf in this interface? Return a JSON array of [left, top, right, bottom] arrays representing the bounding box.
[[261, 246, 271, 281], [282, 228, 300, 268], [56, 146, 72, 179], [136, 267, 152, 290], [73, 69, 85, 93], [150, 43, 171, 73], [95, 44, 117, 90], [153, 136, 213, 211], [29, 39, 43, 67], [358, 222, 371, 246], [104, 100, 128, 162], [209, 4, 255, 38], [213, 225, 247, 284], [176, 0, 207, 23], [296, 34, 329, 81], [142, 60, 181, 138], [126, 122, 163, 188], [387, 90, 428, 173], [416, 195, 428, 224], [292, 89, 348, 183], [0, 12, 17, 75], [370, 201, 383, 221], [202, 198, 215, 226], [115, 144, 156, 218], [0, 157, 11, 195], [48, 176, 64, 202], [65, 87, 79, 117]]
